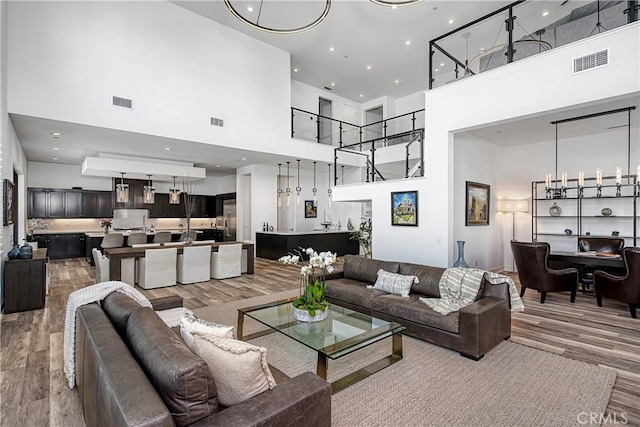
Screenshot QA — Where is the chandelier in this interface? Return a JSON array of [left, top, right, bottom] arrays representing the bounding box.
[[169, 176, 181, 204], [143, 175, 155, 204], [116, 173, 129, 203], [224, 0, 331, 34]]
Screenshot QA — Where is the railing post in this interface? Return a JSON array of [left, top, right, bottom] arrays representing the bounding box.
[[428, 42, 434, 90], [291, 108, 295, 138], [405, 145, 410, 179], [420, 130, 424, 177], [370, 142, 376, 182], [359, 126, 363, 144], [411, 112, 416, 131], [334, 155, 338, 186], [366, 160, 370, 183], [339, 121, 343, 147], [625, 0, 639, 22], [505, 6, 516, 63], [316, 115, 321, 144]]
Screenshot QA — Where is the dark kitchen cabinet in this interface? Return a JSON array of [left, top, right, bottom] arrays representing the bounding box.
[[36, 233, 85, 259], [47, 235, 67, 258], [191, 195, 206, 218], [165, 194, 185, 218], [29, 191, 48, 218], [66, 234, 86, 258], [65, 192, 83, 217], [48, 191, 65, 217], [96, 192, 113, 218], [28, 189, 113, 219], [82, 192, 98, 217], [148, 193, 166, 218], [112, 178, 146, 209]]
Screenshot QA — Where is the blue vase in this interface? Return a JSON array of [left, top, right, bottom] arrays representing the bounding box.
[[7, 244, 20, 259], [453, 240, 470, 268], [19, 243, 33, 259]]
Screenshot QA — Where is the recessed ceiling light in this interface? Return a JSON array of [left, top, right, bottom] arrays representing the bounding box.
[[216, 165, 221, 168], [542, 10, 549, 17], [247, 6, 254, 12], [391, 5, 398, 9], [405, 40, 411, 45], [448, 19, 454, 25], [52, 132, 61, 138], [241, 157, 246, 161], [165, 147, 171, 151], [394, 80, 399, 84], [366, 65, 372, 70], [359, 94, 364, 98], [480, 47, 485, 52], [329, 47, 335, 52], [53, 147, 59, 151], [435, 68, 439, 72], [330, 82, 335, 86], [52, 157, 58, 160], [440, 62, 445, 67], [293, 68, 298, 72]]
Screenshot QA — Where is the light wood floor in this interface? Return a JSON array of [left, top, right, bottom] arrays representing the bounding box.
[[1, 258, 638, 426]]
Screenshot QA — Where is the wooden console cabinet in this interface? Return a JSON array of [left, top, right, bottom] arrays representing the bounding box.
[[2, 249, 48, 314]]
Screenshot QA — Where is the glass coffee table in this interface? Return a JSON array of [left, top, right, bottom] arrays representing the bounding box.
[[238, 297, 405, 394]]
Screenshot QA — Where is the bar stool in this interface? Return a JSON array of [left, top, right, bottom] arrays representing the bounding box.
[[153, 232, 172, 244]]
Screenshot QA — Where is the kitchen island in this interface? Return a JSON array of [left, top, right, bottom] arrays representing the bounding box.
[[255, 231, 359, 260]]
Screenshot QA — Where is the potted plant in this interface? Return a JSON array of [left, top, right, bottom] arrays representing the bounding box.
[[279, 247, 337, 322], [100, 218, 112, 234], [26, 218, 47, 250], [350, 217, 372, 258]]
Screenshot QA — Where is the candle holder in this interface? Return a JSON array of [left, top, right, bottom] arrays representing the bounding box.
[[551, 188, 562, 199], [578, 187, 584, 198], [561, 187, 567, 199], [545, 188, 552, 199], [596, 185, 602, 198], [616, 184, 621, 197]]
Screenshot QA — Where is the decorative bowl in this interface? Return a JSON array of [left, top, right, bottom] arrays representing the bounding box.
[[601, 207, 612, 216]]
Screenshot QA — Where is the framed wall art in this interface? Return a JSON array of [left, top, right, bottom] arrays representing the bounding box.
[[304, 200, 317, 218], [3, 179, 15, 226], [465, 181, 490, 226], [391, 190, 418, 226]]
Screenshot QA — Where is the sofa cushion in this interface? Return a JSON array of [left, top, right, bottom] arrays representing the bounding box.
[[373, 269, 418, 297], [126, 307, 218, 427], [192, 334, 276, 407], [326, 277, 387, 310], [343, 255, 400, 284], [102, 291, 143, 338], [371, 294, 459, 334], [180, 312, 235, 351], [398, 263, 445, 297]]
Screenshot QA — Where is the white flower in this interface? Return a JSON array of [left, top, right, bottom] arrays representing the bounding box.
[[326, 265, 334, 274]]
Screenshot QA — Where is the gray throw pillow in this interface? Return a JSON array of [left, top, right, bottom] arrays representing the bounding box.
[[372, 269, 418, 297]]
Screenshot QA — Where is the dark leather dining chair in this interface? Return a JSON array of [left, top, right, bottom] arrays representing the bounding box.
[[578, 237, 624, 290], [511, 240, 578, 303], [594, 247, 640, 319]]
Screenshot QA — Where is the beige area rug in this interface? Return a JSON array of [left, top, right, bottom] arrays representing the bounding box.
[[194, 291, 617, 427]]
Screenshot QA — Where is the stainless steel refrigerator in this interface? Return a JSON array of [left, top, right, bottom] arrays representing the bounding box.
[[222, 200, 236, 241]]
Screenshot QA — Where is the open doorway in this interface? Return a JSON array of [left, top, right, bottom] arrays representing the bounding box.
[[319, 97, 332, 145], [364, 106, 383, 142]]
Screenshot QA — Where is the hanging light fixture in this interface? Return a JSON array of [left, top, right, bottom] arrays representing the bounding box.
[[327, 164, 332, 207], [296, 159, 302, 206], [286, 161, 291, 207], [312, 161, 318, 207], [341, 165, 345, 185], [116, 172, 129, 203], [169, 176, 181, 204], [224, 0, 331, 34], [277, 163, 283, 207], [143, 174, 155, 204]]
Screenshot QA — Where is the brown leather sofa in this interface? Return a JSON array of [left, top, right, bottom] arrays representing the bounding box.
[[325, 255, 512, 360], [75, 292, 331, 427]]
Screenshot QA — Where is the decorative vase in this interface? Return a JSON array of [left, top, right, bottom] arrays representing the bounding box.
[[293, 306, 329, 323], [7, 244, 20, 260], [104, 227, 110, 234], [453, 240, 470, 268], [19, 243, 33, 259]]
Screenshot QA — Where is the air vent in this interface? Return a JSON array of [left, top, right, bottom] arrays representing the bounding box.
[[323, 86, 333, 91], [112, 96, 133, 109], [210, 117, 224, 127], [573, 49, 608, 74]]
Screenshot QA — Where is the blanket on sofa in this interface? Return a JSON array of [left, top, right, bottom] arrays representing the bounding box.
[[63, 281, 152, 389], [420, 268, 524, 315]]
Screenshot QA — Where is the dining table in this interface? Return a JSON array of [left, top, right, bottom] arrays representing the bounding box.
[[549, 251, 625, 269], [104, 241, 255, 281]]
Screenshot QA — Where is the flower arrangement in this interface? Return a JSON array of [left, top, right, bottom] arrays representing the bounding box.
[[27, 218, 48, 241], [349, 217, 372, 258], [100, 218, 113, 232], [279, 247, 337, 319]]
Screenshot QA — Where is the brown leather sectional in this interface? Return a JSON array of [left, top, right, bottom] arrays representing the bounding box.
[[325, 255, 512, 360], [74, 292, 331, 427]]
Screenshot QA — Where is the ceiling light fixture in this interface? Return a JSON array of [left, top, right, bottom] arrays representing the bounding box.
[[329, 47, 335, 52], [367, 65, 372, 69], [369, 0, 424, 7], [296, 159, 302, 206], [277, 163, 283, 208], [330, 82, 335, 86], [165, 147, 171, 151], [116, 172, 129, 204], [359, 94, 364, 98], [293, 68, 299, 72], [405, 40, 411, 45], [286, 161, 291, 207], [52, 132, 61, 138], [143, 174, 155, 204], [312, 161, 318, 207], [247, 6, 254, 12], [394, 80, 399, 84], [52, 157, 58, 161], [169, 176, 181, 204], [542, 10, 549, 17], [327, 164, 332, 207], [224, 0, 331, 34], [448, 19, 455, 24], [53, 147, 59, 151]]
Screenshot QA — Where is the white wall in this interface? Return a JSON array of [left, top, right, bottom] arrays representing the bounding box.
[[7, 1, 296, 156], [453, 133, 504, 271], [423, 22, 640, 267]]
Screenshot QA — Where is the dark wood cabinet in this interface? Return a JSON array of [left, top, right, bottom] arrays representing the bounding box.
[[66, 234, 86, 258], [82, 192, 98, 217], [148, 193, 167, 218], [96, 192, 113, 218], [2, 250, 48, 313], [28, 189, 114, 219], [36, 233, 85, 259], [48, 191, 65, 217], [30, 191, 48, 218], [191, 195, 206, 218], [47, 235, 67, 259], [65, 192, 83, 217]]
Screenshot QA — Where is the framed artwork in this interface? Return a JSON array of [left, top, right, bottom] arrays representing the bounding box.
[[3, 179, 15, 226], [465, 181, 490, 226], [391, 190, 418, 226], [304, 200, 317, 218]]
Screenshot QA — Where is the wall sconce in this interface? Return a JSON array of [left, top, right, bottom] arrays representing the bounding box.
[[143, 174, 155, 204], [116, 172, 129, 203], [169, 176, 181, 204]]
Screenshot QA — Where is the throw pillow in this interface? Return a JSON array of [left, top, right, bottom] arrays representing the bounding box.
[[180, 312, 235, 351], [192, 333, 276, 407], [372, 269, 419, 297]]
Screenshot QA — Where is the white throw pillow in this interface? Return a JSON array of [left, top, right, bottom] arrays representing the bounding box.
[[180, 312, 235, 351], [372, 269, 419, 297], [191, 333, 276, 406]]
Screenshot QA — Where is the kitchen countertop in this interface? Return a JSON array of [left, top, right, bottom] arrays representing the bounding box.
[[256, 230, 351, 235], [35, 228, 218, 237]]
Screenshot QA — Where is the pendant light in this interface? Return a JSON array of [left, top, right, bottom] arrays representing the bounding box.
[[143, 175, 155, 204], [169, 176, 181, 204], [116, 172, 129, 203], [286, 161, 291, 207], [296, 159, 302, 207], [312, 161, 318, 207], [327, 164, 332, 207], [277, 164, 283, 207]]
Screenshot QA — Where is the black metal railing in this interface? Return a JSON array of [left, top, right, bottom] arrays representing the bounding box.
[[429, 0, 638, 89]]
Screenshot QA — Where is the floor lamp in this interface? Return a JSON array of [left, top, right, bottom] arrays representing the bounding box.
[[498, 199, 529, 271]]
